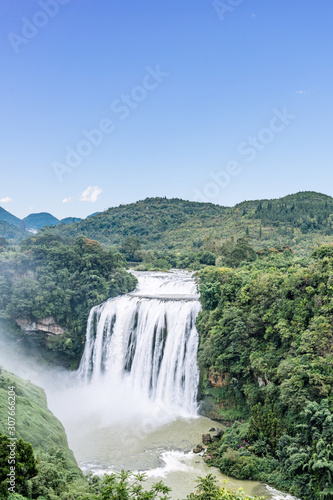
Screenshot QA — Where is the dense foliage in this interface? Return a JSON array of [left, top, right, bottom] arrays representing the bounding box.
[[39, 193, 333, 256], [187, 474, 264, 500], [0, 235, 137, 364], [196, 244, 333, 499], [247, 191, 333, 234], [0, 433, 37, 498], [0, 221, 25, 242]]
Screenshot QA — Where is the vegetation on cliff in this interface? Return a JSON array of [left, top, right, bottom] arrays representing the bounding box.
[[0, 368, 77, 466], [196, 244, 333, 499], [0, 367, 87, 498], [0, 235, 137, 365]]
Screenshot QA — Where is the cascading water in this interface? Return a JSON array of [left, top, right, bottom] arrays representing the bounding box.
[[78, 271, 201, 416]]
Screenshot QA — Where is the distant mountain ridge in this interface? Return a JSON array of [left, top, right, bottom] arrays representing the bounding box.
[[0, 207, 83, 236], [2, 192, 333, 253], [23, 212, 60, 230], [0, 206, 21, 227], [39, 191, 333, 255]]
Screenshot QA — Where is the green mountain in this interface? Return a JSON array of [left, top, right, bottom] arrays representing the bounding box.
[[237, 190, 333, 233], [0, 207, 85, 236], [41, 191, 333, 255], [60, 217, 82, 225], [23, 212, 60, 230], [0, 206, 20, 227]]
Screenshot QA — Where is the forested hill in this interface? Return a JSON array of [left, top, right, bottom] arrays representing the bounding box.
[[237, 191, 333, 232], [41, 191, 333, 254], [42, 197, 228, 250]]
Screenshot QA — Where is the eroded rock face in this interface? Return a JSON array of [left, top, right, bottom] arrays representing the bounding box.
[[16, 317, 66, 336]]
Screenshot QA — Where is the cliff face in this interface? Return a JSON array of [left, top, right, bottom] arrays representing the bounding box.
[[15, 316, 66, 336]]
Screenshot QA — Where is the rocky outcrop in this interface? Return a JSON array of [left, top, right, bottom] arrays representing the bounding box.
[[16, 317, 66, 336], [208, 369, 228, 388], [202, 433, 213, 445]]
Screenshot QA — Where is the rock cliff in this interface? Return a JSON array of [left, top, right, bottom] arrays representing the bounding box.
[[15, 317, 66, 336]]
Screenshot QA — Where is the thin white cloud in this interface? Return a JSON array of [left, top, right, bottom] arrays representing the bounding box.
[[296, 90, 306, 94], [0, 197, 13, 203], [62, 196, 73, 203], [79, 186, 102, 203]]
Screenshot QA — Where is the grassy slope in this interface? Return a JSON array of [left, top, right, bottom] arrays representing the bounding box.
[[0, 367, 77, 468], [41, 192, 333, 255]]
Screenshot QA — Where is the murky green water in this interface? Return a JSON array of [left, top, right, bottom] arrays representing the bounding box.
[[64, 414, 293, 500]]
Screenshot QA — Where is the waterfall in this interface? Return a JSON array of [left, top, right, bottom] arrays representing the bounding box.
[[78, 271, 201, 416]]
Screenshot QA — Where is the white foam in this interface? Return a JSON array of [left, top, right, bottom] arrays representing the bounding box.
[[145, 450, 193, 478], [265, 485, 300, 500]]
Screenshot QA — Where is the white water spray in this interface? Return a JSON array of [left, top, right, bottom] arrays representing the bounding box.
[[78, 271, 201, 416]]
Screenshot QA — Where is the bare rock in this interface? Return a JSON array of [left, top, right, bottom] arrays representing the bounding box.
[[16, 317, 66, 336]]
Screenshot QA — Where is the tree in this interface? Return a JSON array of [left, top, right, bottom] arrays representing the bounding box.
[[120, 237, 141, 261], [186, 474, 265, 500], [0, 433, 37, 498], [97, 470, 171, 500], [216, 238, 256, 268], [248, 401, 283, 452], [277, 400, 333, 499]]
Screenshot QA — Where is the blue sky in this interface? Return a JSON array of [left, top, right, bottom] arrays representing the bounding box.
[[1, 0, 333, 219]]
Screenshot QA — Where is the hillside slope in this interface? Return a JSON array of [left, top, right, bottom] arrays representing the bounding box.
[[0, 220, 26, 241], [41, 192, 333, 254], [0, 206, 20, 227], [0, 208, 83, 241], [0, 367, 77, 467], [23, 212, 60, 230]]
